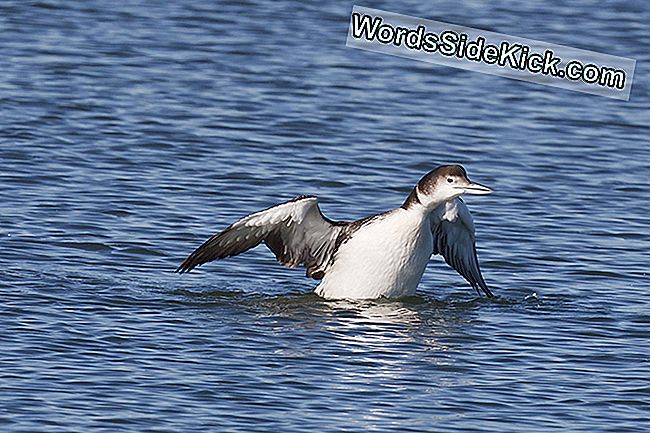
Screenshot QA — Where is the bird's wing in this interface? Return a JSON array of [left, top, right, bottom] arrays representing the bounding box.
[[176, 195, 344, 279], [430, 198, 493, 297]]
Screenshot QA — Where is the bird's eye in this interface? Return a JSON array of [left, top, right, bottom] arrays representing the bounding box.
[[447, 178, 454, 183]]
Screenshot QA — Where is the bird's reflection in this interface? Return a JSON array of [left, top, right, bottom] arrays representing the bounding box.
[[174, 285, 491, 398], [243, 291, 481, 355]]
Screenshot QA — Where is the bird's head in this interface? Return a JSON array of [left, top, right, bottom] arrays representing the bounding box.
[[412, 165, 493, 209]]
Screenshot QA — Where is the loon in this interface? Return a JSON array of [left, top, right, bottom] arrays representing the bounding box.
[[176, 165, 494, 299]]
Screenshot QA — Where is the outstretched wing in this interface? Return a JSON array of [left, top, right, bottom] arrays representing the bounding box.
[[176, 195, 344, 279], [431, 198, 493, 297]]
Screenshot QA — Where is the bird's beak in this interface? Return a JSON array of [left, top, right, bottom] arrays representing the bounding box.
[[459, 182, 493, 195]]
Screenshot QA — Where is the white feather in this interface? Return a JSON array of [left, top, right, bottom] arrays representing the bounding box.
[[315, 208, 433, 299]]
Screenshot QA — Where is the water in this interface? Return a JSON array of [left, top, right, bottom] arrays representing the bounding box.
[[1, 1, 649, 431]]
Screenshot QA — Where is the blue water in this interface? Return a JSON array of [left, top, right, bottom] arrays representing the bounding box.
[[1, 1, 649, 432]]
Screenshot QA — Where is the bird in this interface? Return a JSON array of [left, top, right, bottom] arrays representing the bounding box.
[[176, 165, 494, 300]]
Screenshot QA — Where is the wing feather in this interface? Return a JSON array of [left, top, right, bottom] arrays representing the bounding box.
[[176, 196, 343, 278], [431, 198, 493, 297]]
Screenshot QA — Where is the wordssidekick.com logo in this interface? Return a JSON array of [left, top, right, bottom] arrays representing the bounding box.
[[346, 6, 635, 100]]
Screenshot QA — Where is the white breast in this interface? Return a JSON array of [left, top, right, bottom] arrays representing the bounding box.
[[314, 209, 433, 299]]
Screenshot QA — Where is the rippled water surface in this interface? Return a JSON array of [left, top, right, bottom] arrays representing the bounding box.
[[2, 1, 650, 432]]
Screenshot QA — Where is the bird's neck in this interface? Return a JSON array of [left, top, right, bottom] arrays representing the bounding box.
[[400, 186, 445, 217], [401, 187, 422, 210]]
